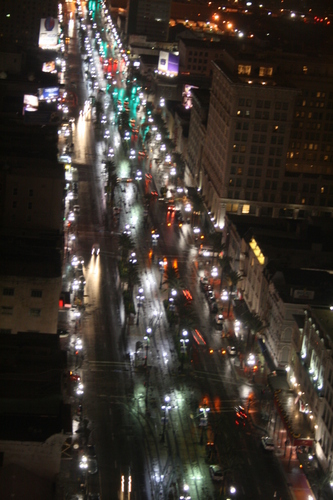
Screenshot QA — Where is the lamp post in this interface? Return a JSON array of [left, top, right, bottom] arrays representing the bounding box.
[[144, 327, 152, 367], [180, 330, 189, 352], [199, 405, 210, 444], [161, 395, 172, 443], [136, 287, 144, 325], [159, 259, 167, 289], [144, 327, 152, 409]]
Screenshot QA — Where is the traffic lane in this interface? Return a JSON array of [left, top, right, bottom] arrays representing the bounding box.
[[195, 350, 291, 499]]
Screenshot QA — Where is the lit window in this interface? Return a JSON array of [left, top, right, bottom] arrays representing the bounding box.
[[259, 67, 273, 77], [238, 65, 251, 75], [321, 187, 325, 193], [303, 66, 308, 74]]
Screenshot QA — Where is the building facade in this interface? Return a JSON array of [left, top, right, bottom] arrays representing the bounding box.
[[186, 46, 333, 226], [291, 307, 333, 472], [126, 0, 172, 42]]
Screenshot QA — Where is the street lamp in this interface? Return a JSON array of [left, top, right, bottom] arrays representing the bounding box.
[[159, 258, 167, 289], [179, 484, 191, 500], [180, 330, 189, 354], [169, 289, 177, 312], [144, 327, 152, 367], [136, 287, 145, 325], [144, 327, 152, 408], [161, 395, 172, 443]]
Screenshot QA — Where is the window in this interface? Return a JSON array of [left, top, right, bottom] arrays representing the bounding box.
[[2, 306, 13, 315], [3, 288, 14, 296], [13, 188, 18, 195], [28, 202, 32, 210], [29, 189, 33, 196], [31, 290, 42, 298], [30, 308, 41, 317], [259, 67, 273, 77], [248, 168, 254, 176], [12, 201, 17, 209], [254, 180, 260, 188], [271, 182, 277, 190], [246, 179, 253, 188], [238, 65, 251, 75]]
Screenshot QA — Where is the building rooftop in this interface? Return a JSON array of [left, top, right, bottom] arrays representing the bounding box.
[[0, 235, 62, 279], [0, 332, 71, 441], [311, 307, 333, 346], [266, 267, 333, 307]]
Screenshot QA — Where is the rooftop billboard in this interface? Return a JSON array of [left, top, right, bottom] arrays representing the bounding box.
[[157, 51, 179, 77]]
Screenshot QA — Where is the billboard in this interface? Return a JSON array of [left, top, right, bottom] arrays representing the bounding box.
[[42, 61, 56, 73], [39, 17, 59, 49], [38, 87, 59, 101], [158, 51, 179, 77]]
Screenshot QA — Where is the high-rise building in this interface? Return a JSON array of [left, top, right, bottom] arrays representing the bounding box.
[[186, 46, 333, 227], [0, 0, 58, 47], [126, 0, 171, 42]]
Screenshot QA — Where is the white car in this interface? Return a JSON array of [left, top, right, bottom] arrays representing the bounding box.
[[209, 465, 224, 482], [91, 243, 100, 255], [214, 314, 224, 330], [227, 345, 237, 356], [261, 436, 275, 451]]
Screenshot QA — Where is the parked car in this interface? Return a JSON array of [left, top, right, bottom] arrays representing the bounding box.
[[87, 444, 96, 458], [227, 345, 237, 356], [261, 436, 275, 451], [88, 458, 98, 474], [209, 465, 224, 482], [214, 314, 224, 330], [209, 300, 218, 314], [200, 276, 209, 292]]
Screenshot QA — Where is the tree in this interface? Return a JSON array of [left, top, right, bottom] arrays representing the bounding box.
[[218, 254, 232, 293], [162, 264, 183, 292], [226, 270, 243, 317], [127, 261, 140, 294], [243, 311, 263, 352], [118, 233, 135, 262], [176, 292, 197, 335]]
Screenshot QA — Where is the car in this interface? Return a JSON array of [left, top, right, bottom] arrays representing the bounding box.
[[88, 458, 98, 474], [206, 289, 214, 301], [91, 243, 100, 255], [57, 328, 69, 337], [87, 444, 96, 458], [214, 314, 224, 330], [227, 345, 237, 356], [235, 405, 247, 419], [209, 465, 224, 482], [71, 255, 84, 268], [210, 301, 218, 314], [88, 495, 100, 500], [261, 436, 275, 451], [69, 371, 81, 382], [104, 129, 110, 140], [235, 405, 247, 426], [200, 276, 209, 291]]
